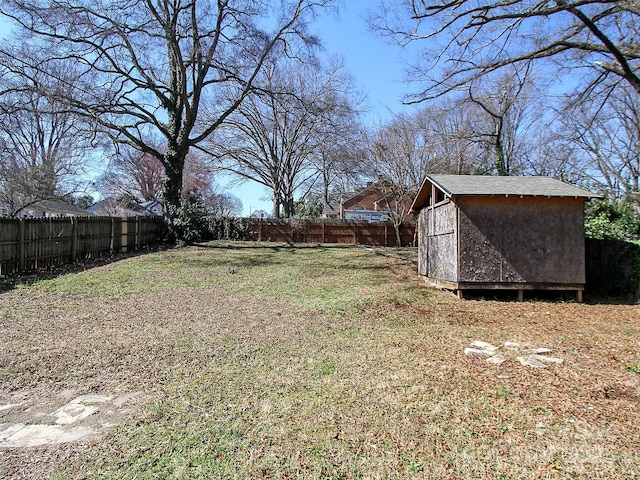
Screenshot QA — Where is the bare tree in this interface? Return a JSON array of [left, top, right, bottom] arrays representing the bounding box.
[[413, 99, 485, 175], [463, 68, 536, 176], [372, 1, 640, 102], [204, 190, 243, 217], [1, 0, 331, 239], [98, 150, 165, 203], [214, 59, 359, 218], [0, 52, 94, 217], [98, 146, 214, 204], [314, 144, 366, 215], [562, 85, 640, 200], [364, 113, 434, 245]]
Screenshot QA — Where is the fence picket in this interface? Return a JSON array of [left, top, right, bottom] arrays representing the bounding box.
[[244, 219, 416, 247], [0, 216, 165, 276]]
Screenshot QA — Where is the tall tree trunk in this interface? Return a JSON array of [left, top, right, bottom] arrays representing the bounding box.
[[393, 219, 402, 247], [272, 193, 281, 219], [495, 122, 508, 176], [283, 191, 295, 218], [162, 152, 185, 242]]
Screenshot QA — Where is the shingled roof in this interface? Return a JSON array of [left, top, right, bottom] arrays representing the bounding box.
[[411, 175, 601, 213]]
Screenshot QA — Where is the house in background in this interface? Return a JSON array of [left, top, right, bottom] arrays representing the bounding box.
[[323, 203, 340, 219], [129, 200, 163, 216], [410, 174, 601, 301], [87, 198, 163, 216], [15, 199, 89, 217], [249, 209, 269, 219], [339, 182, 414, 222]]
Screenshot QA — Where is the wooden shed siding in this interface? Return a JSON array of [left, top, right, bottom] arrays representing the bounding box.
[[456, 196, 586, 284], [417, 209, 428, 276], [418, 200, 458, 281]]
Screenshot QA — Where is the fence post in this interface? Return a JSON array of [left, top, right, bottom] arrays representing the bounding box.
[[122, 217, 128, 253], [136, 216, 141, 250], [110, 217, 115, 254], [71, 217, 78, 263], [18, 218, 25, 273]]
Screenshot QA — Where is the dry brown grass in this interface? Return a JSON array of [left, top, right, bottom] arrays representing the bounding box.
[[0, 242, 638, 479]]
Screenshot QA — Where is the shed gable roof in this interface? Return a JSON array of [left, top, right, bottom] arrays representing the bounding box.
[[411, 174, 601, 213]]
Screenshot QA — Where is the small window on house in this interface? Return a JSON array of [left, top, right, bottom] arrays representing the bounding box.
[[355, 206, 365, 211], [435, 189, 445, 204]]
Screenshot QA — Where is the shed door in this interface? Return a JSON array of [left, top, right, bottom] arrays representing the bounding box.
[[425, 201, 458, 282]]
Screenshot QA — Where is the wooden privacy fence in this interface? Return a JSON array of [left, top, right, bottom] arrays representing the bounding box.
[[0, 216, 166, 276], [248, 219, 416, 247], [585, 237, 640, 298]]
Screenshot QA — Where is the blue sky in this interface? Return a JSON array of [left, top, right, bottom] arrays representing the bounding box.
[[232, 0, 413, 215]]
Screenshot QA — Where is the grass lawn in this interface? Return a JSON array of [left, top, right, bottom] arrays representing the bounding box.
[[1, 241, 639, 479]]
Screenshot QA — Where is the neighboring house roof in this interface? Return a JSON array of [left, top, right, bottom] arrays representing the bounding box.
[[323, 203, 340, 217], [19, 199, 88, 217], [341, 184, 408, 209], [341, 189, 370, 207], [373, 192, 395, 206], [411, 175, 602, 213], [129, 200, 163, 215], [87, 199, 163, 216]]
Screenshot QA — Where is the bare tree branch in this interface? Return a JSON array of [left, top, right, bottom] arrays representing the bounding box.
[[371, 0, 640, 101]]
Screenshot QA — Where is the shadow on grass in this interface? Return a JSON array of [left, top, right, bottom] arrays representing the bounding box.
[[193, 241, 349, 252], [0, 242, 394, 295], [451, 288, 638, 305], [0, 243, 171, 294], [186, 241, 398, 274]]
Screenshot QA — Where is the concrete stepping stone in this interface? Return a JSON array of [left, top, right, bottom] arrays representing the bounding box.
[[517, 355, 548, 368], [0, 391, 139, 448]]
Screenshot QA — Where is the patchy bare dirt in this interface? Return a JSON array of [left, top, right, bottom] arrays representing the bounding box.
[[1, 389, 142, 446], [0, 243, 638, 479]]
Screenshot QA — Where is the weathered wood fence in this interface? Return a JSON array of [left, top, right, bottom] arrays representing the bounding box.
[[247, 219, 416, 246], [0, 216, 166, 276], [585, 237, 640, 298]]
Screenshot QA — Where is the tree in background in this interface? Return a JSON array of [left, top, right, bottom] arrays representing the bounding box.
[[370, 0, 640, 214], [0, 52, 95, 217], [411, 99, 483, 175], [98, 150, 165, 203], [1, 0, 332, 240], [363, 113, 434, 245], [314, 146, 366, 215], [202, 190, 243, 217], [214, 59, 360, 218], [98, 146, 214, 202], [463, 67, 536, 176], [561, 85, 640, 202]]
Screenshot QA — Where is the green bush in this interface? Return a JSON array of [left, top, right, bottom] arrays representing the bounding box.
[[172, 193, 209, 244], [203, 217, 250, 241], [585, 199, 640, 242]]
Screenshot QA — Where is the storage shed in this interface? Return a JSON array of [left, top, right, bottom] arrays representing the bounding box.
[[410, 175, 601, 301]]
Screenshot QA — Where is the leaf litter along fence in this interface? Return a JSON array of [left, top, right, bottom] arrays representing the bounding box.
[[0, 216, 166, 276]]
